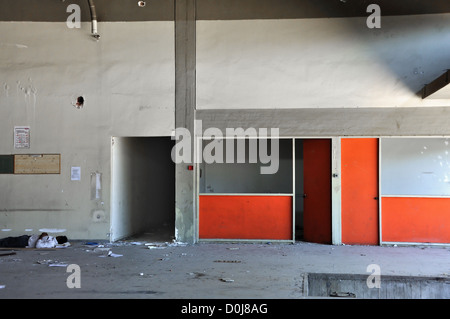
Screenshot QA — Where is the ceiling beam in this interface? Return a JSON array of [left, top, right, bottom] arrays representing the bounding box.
[[1, 0, 450, 22], [422, 70, 450, 99], [197, 0, 450, 20]]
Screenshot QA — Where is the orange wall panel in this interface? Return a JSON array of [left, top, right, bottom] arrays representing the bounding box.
[[382, 197, 450, 243], [199, 195, 292, 240], [341, 138, 379, 245]]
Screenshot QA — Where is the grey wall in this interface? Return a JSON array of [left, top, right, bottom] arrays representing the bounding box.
[[0, 21, 174, 239], [2, 0, 450, 243], [196, 14, 450, 110]]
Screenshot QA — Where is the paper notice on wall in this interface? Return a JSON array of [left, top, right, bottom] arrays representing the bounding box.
[[71, 167, 81, 181], [14, 126, 30, 149]]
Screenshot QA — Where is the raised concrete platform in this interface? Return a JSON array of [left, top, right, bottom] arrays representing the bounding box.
[[306, 272, 449, 298]]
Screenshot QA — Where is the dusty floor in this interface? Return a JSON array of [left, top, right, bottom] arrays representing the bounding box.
[[0, 233, 449, 301]]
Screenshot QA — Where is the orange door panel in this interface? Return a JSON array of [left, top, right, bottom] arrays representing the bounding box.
[[303, 139, 332, 244], [341, 138, 379, 245]]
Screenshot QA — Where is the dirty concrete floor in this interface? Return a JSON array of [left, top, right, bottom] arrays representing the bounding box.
[[0, 234, 449, 301]]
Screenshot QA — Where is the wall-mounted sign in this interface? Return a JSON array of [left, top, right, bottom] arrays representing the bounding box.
[[14, 154, 61, 174], [71, 166, 81, 181], [14, 126, 30, 149]]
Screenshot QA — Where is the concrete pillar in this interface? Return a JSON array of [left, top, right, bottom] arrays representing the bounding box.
[[174, 0, 197, 243]]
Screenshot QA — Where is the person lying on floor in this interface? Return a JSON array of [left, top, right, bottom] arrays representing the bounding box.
[[0, 232, 68, 248]]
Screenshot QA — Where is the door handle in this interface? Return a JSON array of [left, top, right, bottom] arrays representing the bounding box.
[[374, 197, 379, 200]]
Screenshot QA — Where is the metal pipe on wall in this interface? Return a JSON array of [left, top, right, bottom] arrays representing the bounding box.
[[87, 0, 100, 39]]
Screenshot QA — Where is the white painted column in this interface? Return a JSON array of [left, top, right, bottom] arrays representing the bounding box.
[[331, 137, 342, 245]]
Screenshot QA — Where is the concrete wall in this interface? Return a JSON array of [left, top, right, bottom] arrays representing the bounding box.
[[196, 14, 450, 110], [0, 21, 174, 240], [2, 1, 450, 244]]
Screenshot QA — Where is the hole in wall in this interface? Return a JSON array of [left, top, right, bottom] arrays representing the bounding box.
[[71, 95, 85, 109], [92, 210, 106, 222], [75, 96, 84, 108]]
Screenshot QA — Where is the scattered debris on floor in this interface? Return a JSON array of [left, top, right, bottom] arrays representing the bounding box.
[[157, 257, 170, 261], [107, 251, 122, 258], [330, 291, 356, 298], [188, 272, 207, 278], [145, 241, 188, 249], [146, 243, 167, 249], [35, 259, 68, 267], [129, 242, 144, 246], [81, 242, 123, 257], [98, 251, 122, 258], [0, 252, 16, 257], [84, 241, 99, 247], [220, 278, 234, 283], [49, 263, 68, 267], [56, 242, 71, 248], [93, 247, 110, 253]]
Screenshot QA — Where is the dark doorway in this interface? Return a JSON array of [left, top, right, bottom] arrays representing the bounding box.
[[111, 137, 175, 242]]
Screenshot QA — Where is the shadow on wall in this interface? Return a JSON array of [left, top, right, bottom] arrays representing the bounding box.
[[340, 13, 450, 96]]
